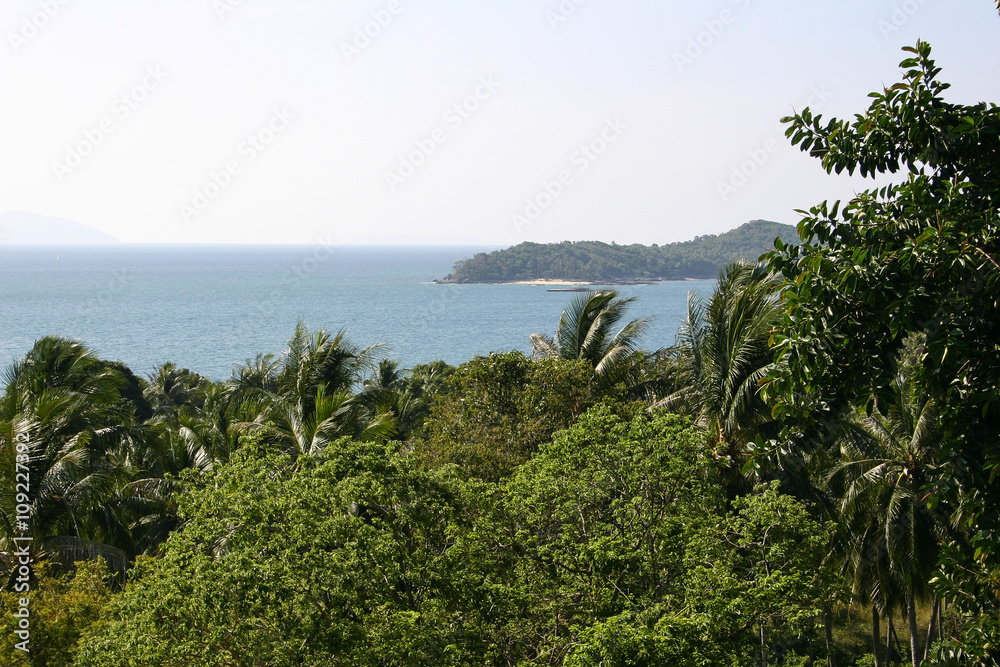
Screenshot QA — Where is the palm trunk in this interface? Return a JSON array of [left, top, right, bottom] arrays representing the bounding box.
[[907, 593, 920, 667], [886, 614, 895, 663], [824, 605, 835, 667], [872, 605, 883, 667], [923, 598, 939, 662], [891, 616, 904, 658], [938, 598, 945, 644]]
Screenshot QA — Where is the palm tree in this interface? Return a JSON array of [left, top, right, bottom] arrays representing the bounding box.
[[274, 322, 383, 410], [824, 344, 955, 667], [655, 261, 781, 450], [0, 338, 138, 578], [111, 381, 243, 556], [0, 338, 129, 433], [530, 290, 653, 391], [358, 360, 428, 441], [231, 323, 394, 456], [0, 338, 213, 577], [237, 386, 396, 456], [144, 362, 211, 423]]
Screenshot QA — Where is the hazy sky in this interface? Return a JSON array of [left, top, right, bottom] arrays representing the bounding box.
[[1, 0, 998, 245]]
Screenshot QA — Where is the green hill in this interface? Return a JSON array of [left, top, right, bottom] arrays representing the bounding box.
[[439, 220, 797, 283]]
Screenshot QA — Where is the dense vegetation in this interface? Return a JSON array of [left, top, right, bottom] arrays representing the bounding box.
[[439, 220, 796, 283], [2, 42, 999, 666]]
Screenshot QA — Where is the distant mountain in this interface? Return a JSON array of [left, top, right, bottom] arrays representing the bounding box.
[[0, 211, 121, 245], [438, 220, 798, 283]]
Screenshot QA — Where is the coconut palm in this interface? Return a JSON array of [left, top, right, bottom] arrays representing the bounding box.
[[1, 377, 133, 577], [0, 338, 193, 576], [232, 323, 394, 456], [238, 386, 397, 456], [655, 261, 782, 450], [275, 322, 383, 408], [144, 362, 211, 423], [824, 344, 955, 667], [530, 290, 653, 391]]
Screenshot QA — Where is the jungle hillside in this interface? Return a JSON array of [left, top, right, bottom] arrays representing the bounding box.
[[439, 219, 797, 283]]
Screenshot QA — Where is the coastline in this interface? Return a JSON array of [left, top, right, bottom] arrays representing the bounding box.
[[434, 277, 680, 285], [510, 279, 598, 286]]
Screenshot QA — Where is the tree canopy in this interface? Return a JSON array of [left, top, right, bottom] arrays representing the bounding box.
[[440, 220, 796, 283], [766, 40, 1000, 663]]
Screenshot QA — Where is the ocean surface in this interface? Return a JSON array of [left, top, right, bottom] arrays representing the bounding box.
[[0, 245, 713, 382]]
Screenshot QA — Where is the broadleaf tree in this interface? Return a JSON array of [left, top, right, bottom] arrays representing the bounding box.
[[764, 41, 1000, 662]]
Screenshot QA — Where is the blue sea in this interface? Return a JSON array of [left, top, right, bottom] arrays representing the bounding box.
[[0, 245, 712, 382]]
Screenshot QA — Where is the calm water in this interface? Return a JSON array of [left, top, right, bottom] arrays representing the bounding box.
[[0, 245, 712, 382]]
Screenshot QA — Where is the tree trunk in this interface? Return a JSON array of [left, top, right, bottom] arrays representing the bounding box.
[[760, 625, 767, 667], [938, 598, 945, 645], [887, 614, 895, 664], [825, 605, 836, 667], [891, 616, 904, 658], [907, 594, 920, 667], [923, 598, 940, 662], [873, 605, 883, 667]]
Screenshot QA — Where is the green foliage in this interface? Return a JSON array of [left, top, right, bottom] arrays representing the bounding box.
[[442, 220, 797, 283], [657, 260, 782, 450], [563, 609, 737, 667], [495, 405, 835, 664], [0, 338, 151, 573], [75, 442, 493, 667], [416, 351, 598, 481], [231, 322, 398, 455], [144, 362, 212, 423], [530, 290, 657, 396], [0, 560, 111, 667], [764, 41, 1000, 663], [826, 345, 956, 625]]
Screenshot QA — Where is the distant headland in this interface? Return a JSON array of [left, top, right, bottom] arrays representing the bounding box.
[[435, 220, 797, 284], [0, 211, 121, 245]]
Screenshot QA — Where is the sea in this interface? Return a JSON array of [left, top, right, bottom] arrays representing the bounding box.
[[0, 245, 713, 383]]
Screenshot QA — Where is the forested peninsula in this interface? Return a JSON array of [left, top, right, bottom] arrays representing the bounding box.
[[439, 219, 797, 283]]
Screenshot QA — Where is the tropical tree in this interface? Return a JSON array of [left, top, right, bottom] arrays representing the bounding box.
[[231, 323, 395, 456], [764, 41, 1000, 661], [0, 559, 111, 666], [530, 290, 654, 391], [656, 261, 782, 451], [272, 321, 383, 412], [825, 345, 956, 667], [494, 404, 834, 665], [75, 441, 496, 667], [0, 339, 142, 576], [415, 351, 597, 481], [143, 362, 211, 424]]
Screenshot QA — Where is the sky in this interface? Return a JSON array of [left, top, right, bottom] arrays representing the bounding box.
[[0, 0, 998, 246]]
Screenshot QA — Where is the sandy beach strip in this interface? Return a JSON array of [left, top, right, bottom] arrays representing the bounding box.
[[509, 279, 598, 286]]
